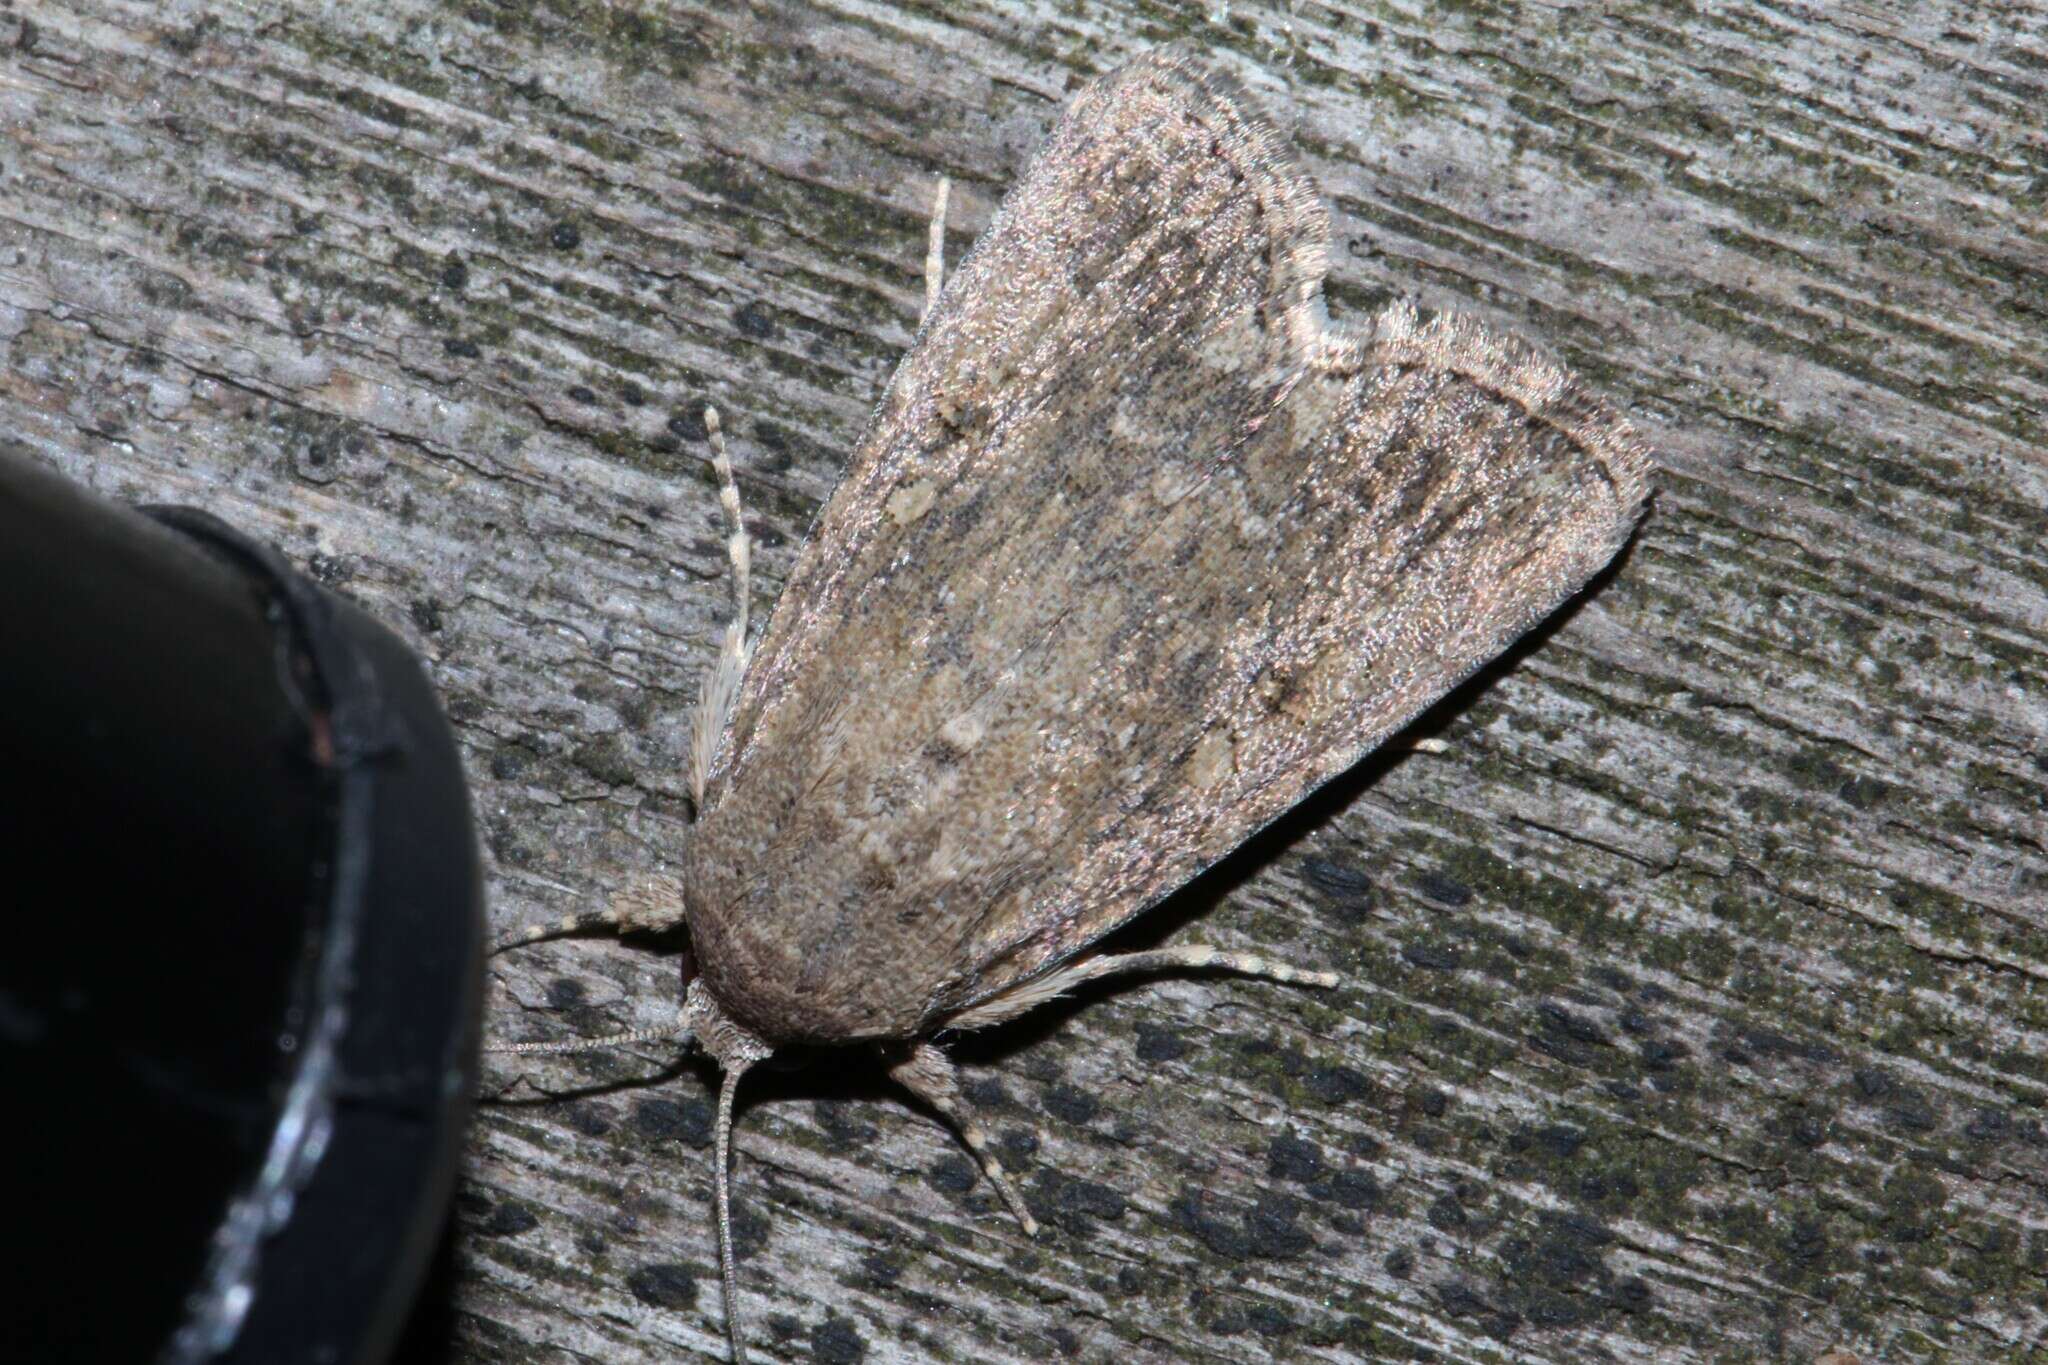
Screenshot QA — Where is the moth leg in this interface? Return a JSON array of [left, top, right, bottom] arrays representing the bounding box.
[[689, 404, 753, 809], [886, 1040, 1040, 1236], [922, 175, 950, 322], [488, 907, 625, 956], [484, 876, 692, 1056], [488, 872, 688, 955], [485, 1021, 685, 1056], [948, 946, 1337, 1031]]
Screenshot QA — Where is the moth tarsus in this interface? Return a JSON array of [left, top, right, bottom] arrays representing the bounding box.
[[485, 907, 622, 956], [490, 41, 1649, 1363], [886, 1039, 1039, 1235]]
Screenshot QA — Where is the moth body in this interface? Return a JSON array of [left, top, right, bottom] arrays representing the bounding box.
[[493, 43, 1650, 1363]]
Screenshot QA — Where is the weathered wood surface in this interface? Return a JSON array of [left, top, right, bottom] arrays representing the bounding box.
[[6, 2, 2046, 1361]]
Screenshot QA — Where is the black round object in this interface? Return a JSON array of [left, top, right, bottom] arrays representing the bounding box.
[[0, 447, 483, 1365]]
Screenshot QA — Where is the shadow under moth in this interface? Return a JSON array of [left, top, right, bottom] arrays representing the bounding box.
[[493, 42, 1650, 1362]]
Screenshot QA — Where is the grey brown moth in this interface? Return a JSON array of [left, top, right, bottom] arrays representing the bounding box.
[[494, 43, 1650, 1361]]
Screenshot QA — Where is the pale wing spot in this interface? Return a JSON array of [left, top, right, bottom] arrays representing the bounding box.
[[940, 711, 986, 751], [1148, 461, 1202, 505], [1192, 312, 1266, 374], [1253, 667, 1287, 711], [927, 825, 968, 880], [886, 477, 937, 525], [1186, 730, 1236, 790], [1111, 401, 1158, 449]]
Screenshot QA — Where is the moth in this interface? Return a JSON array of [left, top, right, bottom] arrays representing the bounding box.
[[493, 43, 1650, 1361]]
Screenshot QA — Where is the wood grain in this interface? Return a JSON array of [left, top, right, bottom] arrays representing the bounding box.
[[5, 3, 2043, 1361]]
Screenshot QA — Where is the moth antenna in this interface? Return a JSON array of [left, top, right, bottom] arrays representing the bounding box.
[[488, 908, 624, 956], [690, 404, 753, 809], [706, 405, 750, 645], [923, 174, 950, 322], [484, 1018, 689, 1055], [713, 1060, 759, 1364]]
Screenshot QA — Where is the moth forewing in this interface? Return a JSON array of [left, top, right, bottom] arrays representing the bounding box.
[[494, 42, 1650, 1364]]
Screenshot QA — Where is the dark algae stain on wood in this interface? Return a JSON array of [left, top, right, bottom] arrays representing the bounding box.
[[4, 2, 2044, 1362]]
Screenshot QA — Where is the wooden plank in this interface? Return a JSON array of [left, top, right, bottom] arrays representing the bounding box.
[[4, 2, 2043, 1360]]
